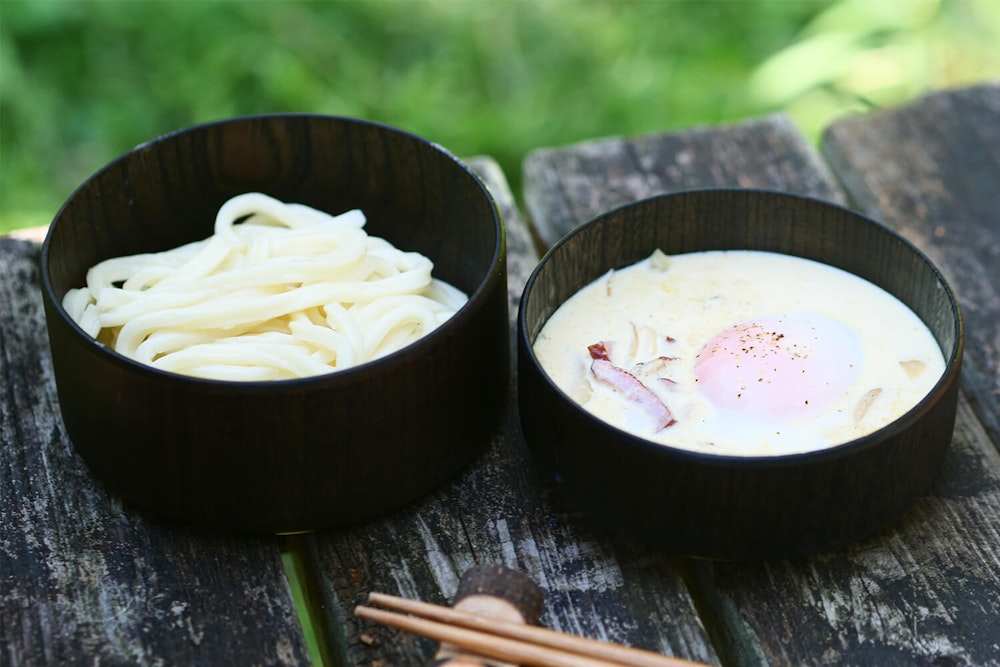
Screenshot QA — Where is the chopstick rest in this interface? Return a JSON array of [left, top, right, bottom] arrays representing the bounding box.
[[431, 563, 543, 666]]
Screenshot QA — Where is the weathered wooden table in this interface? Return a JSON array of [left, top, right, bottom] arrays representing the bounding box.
[[3, 83, 998, 666]]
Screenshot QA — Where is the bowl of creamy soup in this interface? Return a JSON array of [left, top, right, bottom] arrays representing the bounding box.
[[42, 115, 508, 534], [517, 189, 963, 559]]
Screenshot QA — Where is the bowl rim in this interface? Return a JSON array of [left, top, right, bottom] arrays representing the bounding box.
[[517, 187, 965, 468], [41, 113, 505, 391]]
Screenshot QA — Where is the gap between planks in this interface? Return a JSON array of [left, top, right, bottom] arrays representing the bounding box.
[[280, 534, 339, 667]]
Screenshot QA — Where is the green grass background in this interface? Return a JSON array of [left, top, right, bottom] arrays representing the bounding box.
[[2, 0, 998, 234]]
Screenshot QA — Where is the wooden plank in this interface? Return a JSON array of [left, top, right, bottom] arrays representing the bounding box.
[[823, 82, 1000, 449], [520, 107, 1000, 666], [0, 238, 310, 666], [307, 157, 719, 667], [523, 113, 844, 247]]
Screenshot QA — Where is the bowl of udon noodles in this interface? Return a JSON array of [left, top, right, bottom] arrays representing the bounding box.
[[517, 189, 963, 559], [41, 114, 508, 534]]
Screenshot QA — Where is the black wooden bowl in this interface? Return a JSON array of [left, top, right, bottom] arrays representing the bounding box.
[[41, 115, 507, 534], [517, 189, 963, 559]]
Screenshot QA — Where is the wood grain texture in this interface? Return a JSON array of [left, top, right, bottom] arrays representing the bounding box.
[[823, 82, 1000, 449], [519, 102, 1000, 666], [517, 189, 963, 560], [40, 115, 509, 534], [308, 157, 719, 667], [0, 238, 309, 666], [695, 397, 1000, 667], [523, 114, 843, 247]]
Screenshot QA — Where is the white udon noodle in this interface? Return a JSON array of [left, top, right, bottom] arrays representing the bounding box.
[[62, 192, 468, 381]]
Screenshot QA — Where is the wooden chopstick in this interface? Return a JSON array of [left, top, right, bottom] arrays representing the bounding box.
[[356, 605, 623, 667], [355, 592, 711, 667]]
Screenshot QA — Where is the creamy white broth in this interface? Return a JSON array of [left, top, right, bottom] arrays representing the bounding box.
[[533, 250, 945, 456]]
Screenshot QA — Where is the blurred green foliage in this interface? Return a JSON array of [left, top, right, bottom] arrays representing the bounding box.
[[2, 0, 998, 233]]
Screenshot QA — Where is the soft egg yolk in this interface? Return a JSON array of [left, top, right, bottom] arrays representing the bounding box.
[[694, 312, 862, 422]]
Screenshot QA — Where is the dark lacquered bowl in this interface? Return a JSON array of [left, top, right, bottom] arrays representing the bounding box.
[[517, 189, 963, 559], [41, 114, 507, 534]]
